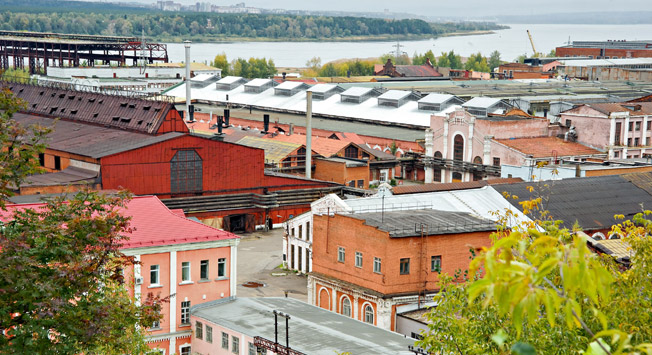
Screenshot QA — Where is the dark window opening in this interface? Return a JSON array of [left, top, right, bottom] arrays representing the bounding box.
[[400, 258, 410, 275], [434, 168, 441, 182], [344, 145, 359, 158], [615, 123, 622, 145], [54, 156, 61, 170], [452, 172, 462, 182], [493, 157, 501, 166], [171, 150, 203, 193], [453, 135, 464, 161], [38, 153, 45, 167]]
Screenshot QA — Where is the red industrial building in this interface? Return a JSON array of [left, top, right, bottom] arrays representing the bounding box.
[[556, 40, 652, 59], [9, 82, 341, 232]]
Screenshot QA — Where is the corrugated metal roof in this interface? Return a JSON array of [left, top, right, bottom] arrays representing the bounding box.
[[245, 78, 273, 88], [621, 171, 652, 195], [14, 113, 184, 159], [236, 136, 302, 164], [418, 93, 458, 105], [9, 83, 173, 134], [307, 83, 341, 94], [493, 175, 652, 231], [378, 90, 411, 101], [463, 97, 503, 109], [340, 86, 374, 97], [276, 81, 306, 90], [23, 166, 98, 186], [392, 181, 489, 195], [348, 209, 496, 237], [218, 76, 245, 84]]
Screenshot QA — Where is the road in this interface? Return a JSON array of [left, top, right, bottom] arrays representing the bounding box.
[[236, 228, 308, 302]]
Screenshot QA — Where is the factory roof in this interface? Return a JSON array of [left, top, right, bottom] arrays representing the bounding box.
[[192, 297, 414, 355], [235, 136, 303, 164], [494, 137, 605, 158]]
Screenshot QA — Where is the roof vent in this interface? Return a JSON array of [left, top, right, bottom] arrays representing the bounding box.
[[143, 105, 151, 111], [39, 91, 44, 96], [120, 117, 131, 123], [98, 99, 104, 104], [120, 102, 128, 107], [112, 116, 120, 122], [68, 95, 75, 100], [59, 93, 65, 98], [93, 113, 99, 118], [88, 98, 96, 103], [70, 109, 78, 115], [128, 103, 136, 108]]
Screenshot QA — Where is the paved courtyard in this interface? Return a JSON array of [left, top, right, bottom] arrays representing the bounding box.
[[235, 227, 309, 302]]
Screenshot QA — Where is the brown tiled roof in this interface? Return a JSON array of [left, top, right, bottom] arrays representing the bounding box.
[[391, 178, 524, 195], [6, 82, 175, 134], [269, 133, 349, 157], [587, 103, 652, 116], [495, 137, 604, 158]]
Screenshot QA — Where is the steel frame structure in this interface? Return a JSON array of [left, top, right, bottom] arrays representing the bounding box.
[[0, 31, 168, 75]]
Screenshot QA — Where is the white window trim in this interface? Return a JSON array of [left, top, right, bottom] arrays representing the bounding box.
[[179, 344, 191, 355], [181, 261, 192, 283]]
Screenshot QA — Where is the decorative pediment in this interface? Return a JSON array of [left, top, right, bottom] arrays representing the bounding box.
[[311, 194, 351, 215]]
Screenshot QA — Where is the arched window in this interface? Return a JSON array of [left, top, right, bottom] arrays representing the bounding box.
[[341, 297, 351, 317], [297, 147, 306, 166], [473, 156, 483, 164], [364, 305, 374, 324], [434, 151, 442, 159], [170, 150, 202, 193], [452, 172, 462, 182], [453, 135, 464, 161]]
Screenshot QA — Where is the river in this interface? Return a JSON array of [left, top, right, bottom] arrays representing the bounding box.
[[166, 23, 652, 67]]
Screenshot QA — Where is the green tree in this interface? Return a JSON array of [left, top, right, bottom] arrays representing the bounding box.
[[447, 50, 463, 69], [465, 52, 490, 72], [515, 53, 528, 63], [0, 90, 163, 354], [436, 52, 451, 68], [412, 50, 436, 65], [319, 63, 337, 77], [489, 50, 502, 71], [547, 49, 557, 57], [417, 196, 652, 354], [1, 68, 33, 83], [306, 56, 322, 71], [211, 53, 230, 76]]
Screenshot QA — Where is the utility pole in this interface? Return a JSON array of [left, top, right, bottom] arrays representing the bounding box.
[[254, 310, 305, 355]]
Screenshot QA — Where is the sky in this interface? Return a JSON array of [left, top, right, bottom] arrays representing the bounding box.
[[140, 0, 652, 17]]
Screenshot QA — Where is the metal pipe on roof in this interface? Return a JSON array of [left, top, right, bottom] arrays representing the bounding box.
[[184, 40, 193, 122], [306, 91, 312, 179]]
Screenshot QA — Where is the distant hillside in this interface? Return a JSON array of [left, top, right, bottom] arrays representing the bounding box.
[[497, 11, 652, 25], [0, 0, 506, 42]]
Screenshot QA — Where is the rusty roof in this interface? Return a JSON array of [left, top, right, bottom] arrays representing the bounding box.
[[23, 166, 98, 187], [390, 178, 525, 195], [14, 113, 184, 159], [620, 171, 652, 195], [395, 65, 443, 77], [6, 82, 175, 134], [494, 137, 604, 158]]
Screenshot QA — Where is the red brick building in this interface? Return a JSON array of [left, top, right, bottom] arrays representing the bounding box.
[[308, 209, 495, 331], [556, 40, 652, 59]]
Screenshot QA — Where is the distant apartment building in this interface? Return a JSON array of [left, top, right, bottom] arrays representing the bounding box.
[[556, 40, 652, 59], [560, 102, 652, 159]]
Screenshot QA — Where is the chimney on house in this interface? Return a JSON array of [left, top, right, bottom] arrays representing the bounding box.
[[224, 109, 230, 126]]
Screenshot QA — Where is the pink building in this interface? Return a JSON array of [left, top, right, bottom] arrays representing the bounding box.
[[560, 102, 652, 159], [426, 106, 551, 183], [3, 196, 240, 355]]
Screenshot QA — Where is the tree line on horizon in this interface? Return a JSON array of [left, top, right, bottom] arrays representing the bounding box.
[[0, 8, 505, 41]]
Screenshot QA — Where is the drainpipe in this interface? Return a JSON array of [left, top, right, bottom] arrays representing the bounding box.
[[184, 40, 192, 122], [306, 91, 313, 179]]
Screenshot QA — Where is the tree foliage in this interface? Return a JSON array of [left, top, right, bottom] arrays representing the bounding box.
[[211, 53, 229, 77], [435, 50, 463, 69], [0, 90, 163, 354], [412, 50, 436, 65], [489, 50, 502, 71], [231, 57, 276, 79], [417, 194, 652, 354], [465, 52, 491, 72]]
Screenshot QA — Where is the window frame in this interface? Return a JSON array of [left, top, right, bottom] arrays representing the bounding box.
[[364, 305, 374, 324], [195, 321, 203, 340], [150, 264, 160, 285], [373, 257, 381, 274], [337, 246, 345, 263], [341, 297, 352, 317], [431, 255, 442, 273], [232, 335, 240, 354], [355, 251, 363, 268], [206, 325, 213, 343], [400, 258, 410, 275], [181, 261, 191, 283], [200, 260, 209, 280], [222, 331, 229, 349], [180, 301, 191, 325], [217, 258, 227, 279], [170, 149, 203, 194]]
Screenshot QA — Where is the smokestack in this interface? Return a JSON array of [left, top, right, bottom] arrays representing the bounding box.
[[289, 123, 294, 136], [424, 128, 434, 183], [224, 109, 230, 126], [184, 40, 193, 122], [306, 91, 313, 179], [263, 114, 270, 133], [217, 115, 223, 134]]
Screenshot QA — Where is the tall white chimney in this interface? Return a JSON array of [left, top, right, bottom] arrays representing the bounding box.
[[424, 128, 434, 183], [184, 40, 192, 122], [306, 91, 313, 179]]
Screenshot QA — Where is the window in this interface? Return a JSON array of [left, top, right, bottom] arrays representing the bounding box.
[[38, 153, 45, 167], [400, 258, 410, 275], [431, 255, 442, 273], [249, 342, 256, 355], [232, 335, 239, 354], [341, 297, 351, 317], [344, 145, 359, 158], [373, 257, 381, 274], [355, 252, 363, 268], [196, 321, 203, 340], [364, 305, 374, 324], [150, 265, 160, 285], [473, 156, 483, 164], [222, 332, 229, 349], [206, 325, 213, 343], [629, 122, 634, 131], [635, 121, 641, 131], [151, 319, 160, 329], [299, 225, 303, 239], [452, 172, 462, 182], [170, 149, 203, 194], [181, 301, 190, 325], [615, 122, 622, 145], [453, 135, 464, 161], [493, 157, 501, 166], [357, 179, 364, 188], [635, 138, 640, 147], [180, 346, 191, 355], [628, 138, 633, 147], [54, 156, 61, 170], [648, 121, 651, 131], [338, 247, 345, 263], [306, 221, 310, 241], [218, 258, 227, 278], [181, 262, 191, 282], [200, 260, 209, 280]]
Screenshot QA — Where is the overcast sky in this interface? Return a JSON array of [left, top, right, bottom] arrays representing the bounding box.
[[148, 0, 651, 17]]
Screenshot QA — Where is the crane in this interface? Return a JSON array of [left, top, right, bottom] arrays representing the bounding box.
[[526, 29, 540, 57]]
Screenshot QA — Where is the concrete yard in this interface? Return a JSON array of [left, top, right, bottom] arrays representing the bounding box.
[[235, 227, 309, 302]]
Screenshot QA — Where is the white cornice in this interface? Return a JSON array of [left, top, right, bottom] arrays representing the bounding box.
[[122, 239, 239, 256]]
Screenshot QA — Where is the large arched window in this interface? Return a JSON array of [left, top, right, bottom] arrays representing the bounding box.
[[364, 305, 374, 324], [171, 150, 203, 193], [453, 135, 464, 161], [341, 297, 351, 317], [473, 156, 483, 164]]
